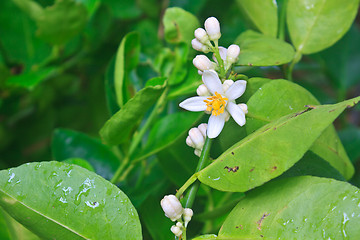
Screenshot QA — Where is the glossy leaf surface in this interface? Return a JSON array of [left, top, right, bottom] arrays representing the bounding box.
[[245, 80, 353, 179], [235, 30, 295, 66], [219, 176, 360, 239], [287, 0, 359, 54], [236, 0, 278, 37], [198, 97, 360, 192], [100, 77, 166, 145], [52, 129, 119, 180], [0, 162, 142, 240]]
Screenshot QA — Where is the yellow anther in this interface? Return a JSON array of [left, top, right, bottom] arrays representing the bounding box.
[[203, 91, 228, 116]]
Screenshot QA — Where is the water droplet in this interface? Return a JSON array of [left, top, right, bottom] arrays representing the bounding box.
[[213, 177, 220, 181], [342, 212, 349, 238], [8, 173, 15, 183], [62, 187, 73, 195], [59, 197, 67, 204], [74, 178, 95, 205], [85, 201, 99, 209]]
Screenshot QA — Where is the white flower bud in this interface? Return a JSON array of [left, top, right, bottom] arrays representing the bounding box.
[[194, 149, 201, 157], [226, 44, 240, 64], [222, 80, 234, 92], [238, 103, 248, 114], [189, 128, 205, 149], [191, 39, 210, 53], [161, 195, 183, 221], [183, 208, 193, 227], [196, 84, 210, 96], [186, 136, 195, 148], [204, 17, 221, 41], [171, 225, 182, 237], [193, 55, 216, 71], [198, 70, 203, 75], [197, 123, 207, 137], [194, 28, 210, 44], [176, 222, 183, 228]]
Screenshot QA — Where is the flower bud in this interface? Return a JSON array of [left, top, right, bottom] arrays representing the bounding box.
[[198, 70, 203, 75], [193, 55, 216, 71], [226, 44, 240, 64], [176, 222, 183, 228], [194, 28, 210, 44], [191, 39, 210, 53], [196, 84, 210, 96], [183, 208, 193, 227], [194, 149, 201, 157], [222, 80, 234, 92], [161, 195, 183, 221], [204, 17, 221, 41], [197, 123, 207, 137], [186, 136, 195, 148], [238, 103, 248, 114], [189, 128, 205, 149], [171, 225, 182, 237]]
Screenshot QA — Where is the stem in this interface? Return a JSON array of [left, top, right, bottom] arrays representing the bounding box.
[[184, 137, 212, 208], [277, 0, 287, 40], [110, 156, 129, 184], [286, 51, 302, 81], [213, 41, 226, 79]]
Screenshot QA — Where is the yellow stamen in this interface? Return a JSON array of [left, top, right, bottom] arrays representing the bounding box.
[[203, 91, 228, 116]]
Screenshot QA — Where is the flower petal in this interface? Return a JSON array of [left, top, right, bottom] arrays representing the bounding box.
[[179, 96, 208, 111], [226, 102, 246, 126], [225, 80, 246, 101], [207, 114, 226, 138], [202, 70, 224, 95]]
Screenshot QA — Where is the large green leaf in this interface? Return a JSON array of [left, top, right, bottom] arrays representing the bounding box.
[[235, 30, 295, 66], [163, 7, 200, 44], [52, 129, 119, 180], [36, 0, 88, 45], [236, 0, 278, 37], [100, 77, 167, 145], [0, 162, 142, 239], [246, 80, 354, 179], [114, 32, 140, 108], [198, 96, 360, 192], [287, 0, 359, 54], [218, 176, 360, 239], [133, 112, 201, 161]]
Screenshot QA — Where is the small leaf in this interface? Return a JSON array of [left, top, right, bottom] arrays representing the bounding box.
[[287, 0, 359, 54], [235, 30, 295, 66], [0, 162, 142, 239], [36, 0, 88, 45], [114, 32, 140, 108], [100, 78, 167, 145], [236, 0, 278, 37], [133, 111, 202, 161], [218, 176, 360, 239], [163, 7, 200, 44], [246, 80, 354, 179], [198, 96, 360, 192], [52, 129, 119, 180]]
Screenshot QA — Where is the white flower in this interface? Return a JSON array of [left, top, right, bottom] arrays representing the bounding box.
[[194, 28, 210, 44], [171, 225, 182, 237], [183, 208, 193, 227], [191, 39, 210, 53], [193, 55, 216, 72], [160, 195, 183, 221], [204, 17, 221, 41], [179, 70, 247, 138], [226, 44, 240, 64], [186, 123, 208, 157]]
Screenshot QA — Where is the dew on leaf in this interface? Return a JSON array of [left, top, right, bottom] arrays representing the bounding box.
[[8, 173, 15, 183]]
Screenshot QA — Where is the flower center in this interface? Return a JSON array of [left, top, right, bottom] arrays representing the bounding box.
[[204, 92, 228, 116]]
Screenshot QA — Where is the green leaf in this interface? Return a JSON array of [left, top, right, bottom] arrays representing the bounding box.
[[235, 30, 295, 66], [102, 0, 141, 19], [1, 209, 40, 240], [236, 0, 278, 37], [0, 209, 11, 240], [100, 78, 167, 145], [133, 112, 202, 161], [62, 158, 95, 172], [238, 77, 271, 103], [75, 0, 100, 16], [287, 0, 359, 54], [245, 80, 354, 179], [114, 32, 140, 108], [163, 7, 200, 44], [105, 58, 120, 116], [198, 96, 360, 192], [36, 0, 88, 45], [218, 176, 360, 239], [192, 234, 218, 240], [339, 126, 360, 163], [6, 67, 55, 89], [168, 43, 189, 85], [11, 0, 43, 20], [0, 161, 142, 239], [52, 129, 119, 180]]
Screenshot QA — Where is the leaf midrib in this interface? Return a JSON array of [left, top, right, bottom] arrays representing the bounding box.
[[0, 188, 89, 239]]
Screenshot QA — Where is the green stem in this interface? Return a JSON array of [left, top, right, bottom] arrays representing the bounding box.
[[277, 0, 287, 40], [286, 51, 302, 81], [110, 156, 129, 184], [213, 41, 226, 79], [184, 137, 212, 208]]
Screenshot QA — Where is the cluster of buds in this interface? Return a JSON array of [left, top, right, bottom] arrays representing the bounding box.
[[161, 195, 193, 237], [186, 123, 207, 156], [192, 17, 240, 75]]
